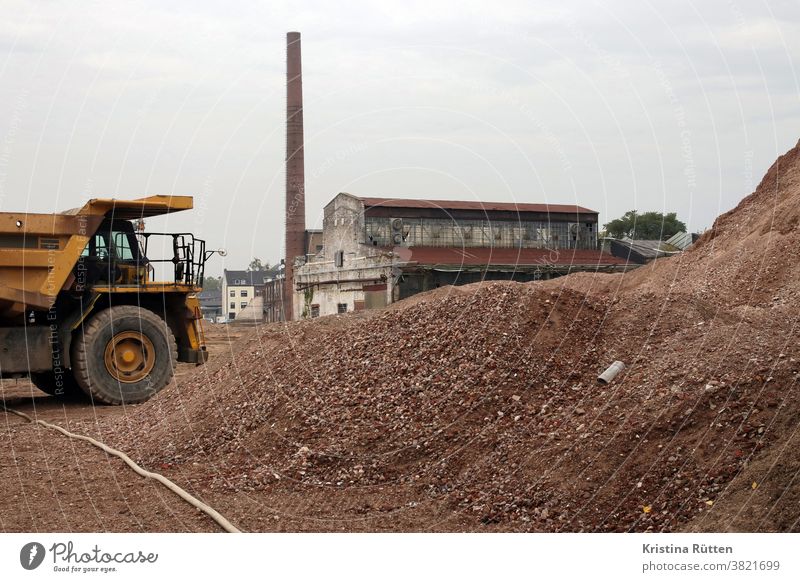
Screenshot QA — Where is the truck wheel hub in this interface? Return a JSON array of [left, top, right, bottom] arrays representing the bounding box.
[[104, 331, 155, 383]]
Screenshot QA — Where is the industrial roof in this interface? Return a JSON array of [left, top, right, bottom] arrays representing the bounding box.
[[357, 196, 597, 215], [394, 246, 626, 268], [665, 231, 696, 250], [608, 238, 680, 261]]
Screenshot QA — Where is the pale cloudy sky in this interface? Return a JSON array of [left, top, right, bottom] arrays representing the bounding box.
[[0, 0, 798, 274]]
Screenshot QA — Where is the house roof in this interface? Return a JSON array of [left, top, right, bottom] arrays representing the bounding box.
[[357, 196, 597, 215], [392, 246, 626, 268], [224, 268, 280, 285], [197, 289, 222, 306]]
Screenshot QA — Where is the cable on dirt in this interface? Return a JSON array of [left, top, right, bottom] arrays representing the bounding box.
[[1, 404, 242, 533]]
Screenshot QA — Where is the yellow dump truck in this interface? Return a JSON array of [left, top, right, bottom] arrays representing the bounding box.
[[0, 195, 213, 404]]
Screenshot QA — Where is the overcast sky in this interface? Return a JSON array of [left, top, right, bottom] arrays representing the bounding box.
[[0, 0, 798, 274]]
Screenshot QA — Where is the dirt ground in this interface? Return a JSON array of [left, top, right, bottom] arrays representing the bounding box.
[[0, 325, 245, 532], [0, 322, 478, 533]]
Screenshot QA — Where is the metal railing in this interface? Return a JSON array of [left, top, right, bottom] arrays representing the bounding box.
[[138, 232, 209, 288]]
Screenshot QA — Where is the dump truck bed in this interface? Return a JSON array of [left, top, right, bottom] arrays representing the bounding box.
[[0, 196, 193, 317]]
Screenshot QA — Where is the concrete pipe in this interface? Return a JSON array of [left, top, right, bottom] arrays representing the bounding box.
[[598, 360, 626, 384]]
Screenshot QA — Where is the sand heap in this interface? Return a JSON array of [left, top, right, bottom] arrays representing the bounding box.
[[104, 141, 800, 532]]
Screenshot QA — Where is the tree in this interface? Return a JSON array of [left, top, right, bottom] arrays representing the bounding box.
[[248, 258, 269, 272], [604, 210, 686, 240], [202, 275, 222, 291]]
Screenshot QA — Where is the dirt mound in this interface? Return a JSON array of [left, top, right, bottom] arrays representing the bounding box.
[[545, 139, 800, 532], [612, 139, 800, 311], [101, 141, 800, 532], [110, 284, 621, 528]]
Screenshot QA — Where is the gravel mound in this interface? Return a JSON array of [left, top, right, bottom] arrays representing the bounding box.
[[107, 141, 800, 532]]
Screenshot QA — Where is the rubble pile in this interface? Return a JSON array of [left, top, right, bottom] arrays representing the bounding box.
[[108, 141, 800, 532], [549, 140, 800, 532]]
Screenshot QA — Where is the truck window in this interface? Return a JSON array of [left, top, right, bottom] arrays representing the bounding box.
[[80, 234, 110, 259], [113, 231, 136, 261], [79, 225, 140, 263]]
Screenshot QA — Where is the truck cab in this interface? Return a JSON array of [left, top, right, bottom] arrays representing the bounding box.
[[79, 219, 147, 287]]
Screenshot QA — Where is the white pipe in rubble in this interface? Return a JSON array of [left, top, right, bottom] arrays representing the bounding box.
[[598, 361, 626, 384], [1, 404, 242, 533]]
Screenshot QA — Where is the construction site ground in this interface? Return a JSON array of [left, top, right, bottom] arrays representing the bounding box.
[[0, 325, 246, 532], [0, 324, 474, 532], [3, 141, 800, 533]]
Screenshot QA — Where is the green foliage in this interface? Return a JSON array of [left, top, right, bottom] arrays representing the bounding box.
[[248, 257, 269, 272], [301, 287, 314, 319], [202, 275, 222, 292], [604, 210, 686, 240]]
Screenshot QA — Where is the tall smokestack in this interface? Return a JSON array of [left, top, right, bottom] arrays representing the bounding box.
[[285, 31, 305, 321]]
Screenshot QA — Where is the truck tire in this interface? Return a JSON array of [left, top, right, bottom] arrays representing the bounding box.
[[71, 306, 177, 405], [30, 371, 84, 399]]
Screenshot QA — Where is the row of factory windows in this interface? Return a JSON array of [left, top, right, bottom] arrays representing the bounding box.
[[363, 217, 597, 249], [229, 289, 249, 297], [230, 301, 249, 309]]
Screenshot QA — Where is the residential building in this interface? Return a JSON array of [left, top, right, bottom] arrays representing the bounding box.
[[222, 268, 279, 321]]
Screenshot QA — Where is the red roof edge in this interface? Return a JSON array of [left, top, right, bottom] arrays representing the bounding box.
[[355, 195, 597, 215]]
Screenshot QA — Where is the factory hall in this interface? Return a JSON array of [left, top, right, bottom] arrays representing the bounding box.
[[291, 192, 626, 319], [275, 32, 626, 321]]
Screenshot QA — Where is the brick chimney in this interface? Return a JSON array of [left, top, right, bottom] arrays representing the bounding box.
[[285, 31, 305, 321]]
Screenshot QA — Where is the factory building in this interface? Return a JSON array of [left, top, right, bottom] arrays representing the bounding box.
[[279, 33, 626, 321], [292, 193, 627, 319]]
